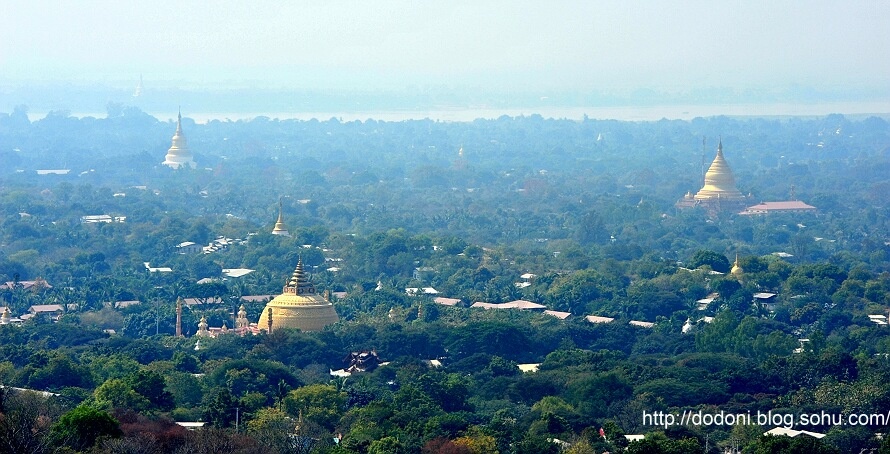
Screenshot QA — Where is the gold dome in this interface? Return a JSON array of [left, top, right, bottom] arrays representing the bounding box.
[[694, 140, 745, 201], [730, 254, 744, 277], [258, 258, 339, 332], [162, 110, 197, 169]]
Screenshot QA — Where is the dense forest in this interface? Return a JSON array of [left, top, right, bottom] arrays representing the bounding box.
[[0, 106, 889, 453]]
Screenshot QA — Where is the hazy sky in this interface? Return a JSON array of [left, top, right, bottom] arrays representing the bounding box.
[[2, 1, 889, 93]]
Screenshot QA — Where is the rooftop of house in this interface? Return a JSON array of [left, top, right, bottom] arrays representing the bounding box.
[[629, 320, 655, 328], [29, 304, 65, 313], [763, 427, 825, 439], [1, 280, 52, 290], [434, 297, 462, 306], [741, 200, 817, 213], [543, 310, 572, 320], [222, 268, 255, 278], [471, 300, 546, 310]]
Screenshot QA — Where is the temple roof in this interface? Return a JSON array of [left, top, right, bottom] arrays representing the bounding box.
[[740, 200, 817, 214]]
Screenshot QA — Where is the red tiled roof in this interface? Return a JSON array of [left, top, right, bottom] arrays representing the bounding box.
[[742, 200, 816, 213]]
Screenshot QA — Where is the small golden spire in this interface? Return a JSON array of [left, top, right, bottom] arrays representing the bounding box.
[[272, 198, 290, 236], [731, 253, 744, 277]]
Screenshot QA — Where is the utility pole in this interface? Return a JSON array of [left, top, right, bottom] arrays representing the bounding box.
[[176, 298, 183, 337], [154, 298, 160, 335]]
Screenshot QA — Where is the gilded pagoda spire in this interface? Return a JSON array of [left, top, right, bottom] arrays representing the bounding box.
[[731, 253, 744, 279], [258, 255, 339, 332], [271, 198, 290, 236], [694, 139, 745, 202], [162, 108, 197, 169], [285, 257, 315, 295]]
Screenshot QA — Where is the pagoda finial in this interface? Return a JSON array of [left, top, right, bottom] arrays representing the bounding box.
[[296, 256, 305, 281], [286, 256, 316, 295], [717, 137, 723, 156]]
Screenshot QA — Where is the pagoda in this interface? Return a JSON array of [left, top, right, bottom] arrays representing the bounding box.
[[257, 258, 339, 332], [271, 199, 290, 236], [677, 139, 747, 213], [730, 254, 744, 279], [162, 110, 197, 169]]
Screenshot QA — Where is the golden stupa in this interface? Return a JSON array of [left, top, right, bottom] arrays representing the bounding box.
[[694, 140, 745, 202], [271, 199, 290, 236], [162, 110, 197, 169], [730, 254, 744, 278], [258, 258, 339, 332]]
